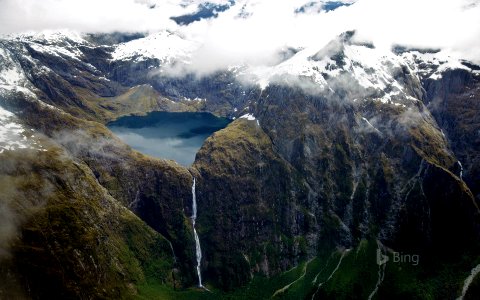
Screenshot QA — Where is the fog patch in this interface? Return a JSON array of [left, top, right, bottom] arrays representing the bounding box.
[[53, 128, 127, 163], [111, 129, 205, 166], [0, 194, 19, 259], [0, 153, 54, 261]]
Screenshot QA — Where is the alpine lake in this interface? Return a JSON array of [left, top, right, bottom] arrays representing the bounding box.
[[108, 111, 231, 166]]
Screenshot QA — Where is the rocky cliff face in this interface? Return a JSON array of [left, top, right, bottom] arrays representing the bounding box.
[[193, 80, 480, 291], [422, 68, 480, 205], [0, 131, 175, 299], [186, 34, 480, 292], [0, 88, 201, 291], [1, 30, 480, 298], [193, 119, 306, 289]]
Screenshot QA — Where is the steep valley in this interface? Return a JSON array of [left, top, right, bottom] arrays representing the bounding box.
[[1, 25, 480, 300]]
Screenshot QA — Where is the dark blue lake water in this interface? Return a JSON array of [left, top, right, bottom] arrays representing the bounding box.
[[108, 111, 231, 166]]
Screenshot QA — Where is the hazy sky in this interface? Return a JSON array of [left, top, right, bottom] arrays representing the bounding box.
[[0, 0, 479, 65]]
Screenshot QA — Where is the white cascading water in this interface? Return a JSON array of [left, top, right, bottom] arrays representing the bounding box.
[[311, 249, 350, 300], [368, 241, 387, 300], [457, 264, 480, 300], [272, 258, 315, 297], [458, 161, 464, 179], [191, 178, 204, 288]]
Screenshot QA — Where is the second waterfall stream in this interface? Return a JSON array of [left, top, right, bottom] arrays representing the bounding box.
[[191, 178, 205, 288]]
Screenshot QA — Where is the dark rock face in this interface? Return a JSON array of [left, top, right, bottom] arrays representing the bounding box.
[[422, 69, 480, 205], [0, 90, 198, 292], [170, 1, 235, 25], [147, 71, 254, 117], [192, 78, 480, 288], [193, 120, 306, 289], [0, 140, 175, 299]]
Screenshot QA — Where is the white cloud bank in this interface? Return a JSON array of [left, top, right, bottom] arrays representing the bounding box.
[[171, 0, 480, 74], [0, 0, 185, 34], [0, 0, 479, 68]]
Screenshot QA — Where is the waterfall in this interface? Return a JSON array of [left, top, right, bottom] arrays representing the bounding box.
[[457, 264, 480, 300], [368, 241, 387, 300], [166, 239, 177, 264], [191, 178, 204, 288], [458, 161, 464, 179], [311, 249, 350, 300], [128, 189, 141, 209], [272, 258, 315, 297]]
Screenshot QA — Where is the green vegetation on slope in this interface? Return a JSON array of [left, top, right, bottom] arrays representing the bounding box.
[[0, 144, 175, 299], [132, 239, 480, 300]]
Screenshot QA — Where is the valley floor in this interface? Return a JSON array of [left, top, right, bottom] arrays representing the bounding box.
[[135, 240, 480, 300]]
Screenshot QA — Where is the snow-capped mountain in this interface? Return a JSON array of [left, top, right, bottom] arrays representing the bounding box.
[[111, 30, 199, 63]]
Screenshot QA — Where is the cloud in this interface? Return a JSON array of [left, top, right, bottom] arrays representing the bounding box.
[[0, 0, 479, 72], [0, 0, 185, 34], [0, 195, 19, 259], [350, 0, 480, 60], [0, 155, 53, 261], [161, 0, 480, 75]]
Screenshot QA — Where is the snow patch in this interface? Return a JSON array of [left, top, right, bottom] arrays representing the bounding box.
[[239, 113, 256, 121], [247, 41, 416, 107], [28, 42, 83, 60], [0, 48, 26, 86], [402, 50, 473, 81], [0, 47, 38, 98], [112, 30, 199, 63], [0, 66, 22, 86], [8, 30, 88, 61], [11, 30, 86, 45], [0, 106, 46, 153]]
